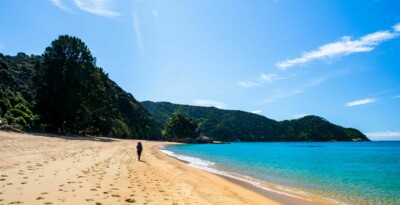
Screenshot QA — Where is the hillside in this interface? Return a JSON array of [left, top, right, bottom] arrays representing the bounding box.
[[141, 101, 369, 142], [0, 35, 161, 139]]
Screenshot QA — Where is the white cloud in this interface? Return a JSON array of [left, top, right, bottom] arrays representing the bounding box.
[[365, 131, 400, 141], [194, 99, 226, 109], [251, 110, 262, 114], [393, 23, 400, 32], [74, 0, 120, 18], [276, 23, 400, 69], [345, 98, 377, 107], [237, 81, 260, 87], [259, 73, 283, 83], [132, 10, 143, 55], [50, 0, 71, 11], [238, 73, 283, 87], [258, 89, 304, 105]]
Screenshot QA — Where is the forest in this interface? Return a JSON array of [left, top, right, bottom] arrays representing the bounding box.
[[0, 35, 161, 139], [141, 101, 369, 142], [0, 35, 369, 142]]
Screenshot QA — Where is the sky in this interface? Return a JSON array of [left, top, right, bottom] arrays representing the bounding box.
[[1, 0, 399, 140]]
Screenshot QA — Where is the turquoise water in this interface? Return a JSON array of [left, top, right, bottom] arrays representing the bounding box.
[[163, 142, 400, 205]]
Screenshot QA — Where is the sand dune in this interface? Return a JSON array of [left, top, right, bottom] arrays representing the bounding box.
[[0, 131, 319, 205]]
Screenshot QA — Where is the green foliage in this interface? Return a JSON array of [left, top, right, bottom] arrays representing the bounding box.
[[164, 114, 199, 141], [141, 101, 370, 142], [0, 52, 38, 130], [0, 35, 161, 138], [30, 35, 161, 138], [0, 117, 7, 124]]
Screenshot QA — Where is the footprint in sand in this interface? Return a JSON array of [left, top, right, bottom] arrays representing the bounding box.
[[125, 198, 136, 203], [111, 194, 120, 198], [36, 196, 45, 200], [9, 201, 23, 204], [43, 202, 53, 205], [85, 199, 94, 202], [95, 202, 102, 205]]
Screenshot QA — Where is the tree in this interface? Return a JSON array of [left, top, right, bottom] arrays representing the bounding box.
[[164, 114, 198, 141], [33, 35, 162, 138], [35, 35, 98, 133]]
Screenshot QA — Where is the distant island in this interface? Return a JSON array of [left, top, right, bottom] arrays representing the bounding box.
[[0, 35, 369, 142]]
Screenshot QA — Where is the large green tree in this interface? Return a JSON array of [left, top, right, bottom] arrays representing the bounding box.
[[35, 35, 98, 132], [34, 35, 161, 138]]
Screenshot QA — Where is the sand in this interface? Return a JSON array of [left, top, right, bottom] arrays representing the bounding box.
[[0, 131, 326, 205]]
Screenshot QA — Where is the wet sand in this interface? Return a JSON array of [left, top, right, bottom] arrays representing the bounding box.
[[0, 131, 327, 204]]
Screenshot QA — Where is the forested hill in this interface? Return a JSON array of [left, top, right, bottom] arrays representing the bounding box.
[[141, 101, 369, 142], [0, 35, 161, 139]]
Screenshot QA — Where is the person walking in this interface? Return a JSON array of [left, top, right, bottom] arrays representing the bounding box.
[[136, 142, 143, 161]]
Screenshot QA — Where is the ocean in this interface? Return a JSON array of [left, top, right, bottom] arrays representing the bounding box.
[[161, 142, 400, 205]]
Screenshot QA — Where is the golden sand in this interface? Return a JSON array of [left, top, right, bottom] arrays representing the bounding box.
[[0, 131, 323, 205]]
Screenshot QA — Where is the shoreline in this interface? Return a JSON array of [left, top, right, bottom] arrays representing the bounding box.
[[0, 131, 331, 205], [159, 144, 334, 205]]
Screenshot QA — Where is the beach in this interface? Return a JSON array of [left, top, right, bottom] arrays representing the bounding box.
[[0, 131, 324, 205]]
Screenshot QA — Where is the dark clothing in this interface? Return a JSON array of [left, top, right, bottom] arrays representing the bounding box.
[[136, 142, 143, 161]]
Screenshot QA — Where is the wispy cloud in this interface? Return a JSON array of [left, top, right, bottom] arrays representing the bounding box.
[[276, 22, 400, 69], [393, 23, 400, 32], [237, 81, 260, 87], [251, 110, 262, 114], [259, 73, 283, 83], [132, 9, 144, 55], [74, 0, 120, 18], [237, 73, 283, 87], [258, 89, 304, 105], [50, 0, 71, 11], [345, 98, 377, 107], [365, 131, 400, 141], [194, 99, 226, 109]]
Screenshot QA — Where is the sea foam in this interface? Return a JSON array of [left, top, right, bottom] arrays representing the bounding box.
[[160, 146, 311, 201]]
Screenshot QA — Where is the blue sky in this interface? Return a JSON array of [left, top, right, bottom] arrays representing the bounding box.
[[1, 0, 399, 140]]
